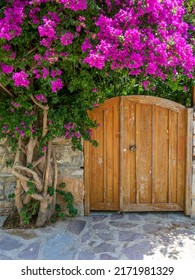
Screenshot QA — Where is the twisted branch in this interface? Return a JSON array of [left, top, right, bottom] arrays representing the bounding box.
[[13, 165, 43, 192]]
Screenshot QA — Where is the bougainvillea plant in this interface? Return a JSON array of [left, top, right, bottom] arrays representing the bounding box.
[[0, 0, 194, 227]]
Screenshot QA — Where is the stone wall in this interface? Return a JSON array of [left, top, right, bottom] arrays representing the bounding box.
[[53, 139, 84, 215], [0, 138, 15, 215], [0, 138, 84, 216]]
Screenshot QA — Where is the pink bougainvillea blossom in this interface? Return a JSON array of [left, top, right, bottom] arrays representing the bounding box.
[[2, 44, 11, 51], [12, 71, 30, 87], [35, 94, 47, 103], [51, 78, 63, 92], [1, 63, 13, 74], [83, 0, 195, 77], [60, 32, 74, 46]]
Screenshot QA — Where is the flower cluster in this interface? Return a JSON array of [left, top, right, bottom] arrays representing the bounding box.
[[51, 78, 63, 93], [0, 0, 194, 150], [1, 63, 13, 74], [64, 122, 81, 139], [0, 0, 26, 41], [83, 0, 195, 79], [12, 71, 30, 88], [60, 32, 74, 46], [35, 94, 47, 103]]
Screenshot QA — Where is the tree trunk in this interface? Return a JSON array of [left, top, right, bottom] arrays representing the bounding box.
[[12, 138, 57, 227], [36, 199, 49, 227]]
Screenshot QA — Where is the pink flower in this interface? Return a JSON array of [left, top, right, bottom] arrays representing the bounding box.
[[75, 132, 81, 139], [81, 38, 92, 52], [12, 71, 30, 87], [42, 68, 49, 79], [1, 63, 13, 74], [34, 54, 42, 61], [11, 100, 20, 107], [42, 146, 47, 152], [35, 94, 47, 103], [2, 44, 11, 51], [142, 81, 150, 90], [51, 78, 63, 92], [60, 33, 74, 46], [19, 131, 25, 137]]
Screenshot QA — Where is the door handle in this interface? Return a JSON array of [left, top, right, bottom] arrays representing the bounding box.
[[130, 145, 136, 151]]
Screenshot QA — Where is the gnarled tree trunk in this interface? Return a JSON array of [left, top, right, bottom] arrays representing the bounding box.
[[11, 99, 58, 227]]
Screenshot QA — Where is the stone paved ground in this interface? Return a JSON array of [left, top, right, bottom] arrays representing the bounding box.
[[0, 212, 195, 260]]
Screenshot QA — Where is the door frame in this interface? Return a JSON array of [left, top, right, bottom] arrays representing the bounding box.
[[84, 96, 193, 215]]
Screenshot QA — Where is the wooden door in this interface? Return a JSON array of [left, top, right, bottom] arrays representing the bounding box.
[[85, 97, 120, 211], [84, 96, 191, 214], [120, 96, 187, 212]]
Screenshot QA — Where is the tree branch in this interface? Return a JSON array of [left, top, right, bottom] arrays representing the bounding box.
[[30, 95, 49, 111], [28, 47, 37, 55], [42, 108, 48, 137], [43, 141, 52, 197], [14, 165, 43, 192], [52, 145, 58, 193], [14, 137, 22, 165], [21, 180, 44, 202], [0, 83, 14, 98], [26, 137, 37, 164], [14, 179, 23, 213]]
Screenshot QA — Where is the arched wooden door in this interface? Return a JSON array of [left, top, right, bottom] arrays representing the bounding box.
[[84, 96, 192, 215]]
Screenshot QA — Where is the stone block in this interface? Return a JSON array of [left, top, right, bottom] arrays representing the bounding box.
[[70, 169, 83, 177], [5, 182, 16, 197], [57, 177, 84, 215], [53, 144, 82, 166], [0, 201, 13, 215]]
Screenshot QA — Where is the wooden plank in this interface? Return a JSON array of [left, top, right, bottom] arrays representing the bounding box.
[[154, 106, 169, 204], [120, 97, 136, 208], [168, 111, 178, 204], [103, 108, 107, 205], [138, 104, 152, 204], [84, 141, 90, 215], [185, 108, 193, 215], [125, 95, 186, 112], [177, 109, 186, 209], [119, 96, 124, 211], [88, 108, 104, 209], [129, 103, 136, 204], [113, 99, 120, 209], [121, 99, 130, 206], [135, 104, 141, 204], [97, 110, 104, 205], [152, 105, 155, 204], [106, 107, 114, 203], [121, 203, 183, 212]]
